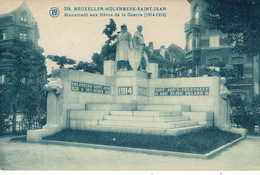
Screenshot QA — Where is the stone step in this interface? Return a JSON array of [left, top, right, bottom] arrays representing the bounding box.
[[165, 125, 205, 136], [109, 111, 181, 117], [137, 104, 190, 112], [69, 110, 108, 120], [104, 115, 190, 122], [98, 120, 198, 129], [85, 103, 136, 111], [95, 125, 167, 135], [70, 121, 204, 136]]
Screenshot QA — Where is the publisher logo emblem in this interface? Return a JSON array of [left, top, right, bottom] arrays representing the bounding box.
[[49, 7, 60, 18]]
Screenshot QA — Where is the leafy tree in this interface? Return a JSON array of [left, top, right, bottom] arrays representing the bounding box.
[[100, 19, 117, 61], [0, 46, 47, 133], [200, 66, 220, 77], [229, 94, 256, 133], [229, 94, 247, 128], [47, 55, 76, 68], [91, 53, 103, 74], [0, 88, 13, 134], [250, 95, 260, 132], [73, 54, 103, 74], [73, 61, 95, 73], [174, 61, 193, 77], [203, 0, 260, 56], [21, 86, 47, 129]]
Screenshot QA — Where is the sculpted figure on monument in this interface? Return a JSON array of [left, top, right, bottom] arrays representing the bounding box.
[[115, 24, 132, 71], [44, 69, 63, 94], [44, 69, 63, 128], [133, 25, 149, 71], [219, 77, 231, 99]]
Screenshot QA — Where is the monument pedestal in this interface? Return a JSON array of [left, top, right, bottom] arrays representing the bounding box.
[[116, 70, 150, 78], [27, 59, 241, 142], [115, 70, 149, 105]]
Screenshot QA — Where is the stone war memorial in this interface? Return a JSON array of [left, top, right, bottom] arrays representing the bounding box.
[[27, 24, 245, 142]]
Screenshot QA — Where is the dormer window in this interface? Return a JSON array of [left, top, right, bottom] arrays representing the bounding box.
[[20, 12, 27, 23]]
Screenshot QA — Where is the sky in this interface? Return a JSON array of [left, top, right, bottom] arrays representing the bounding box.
[[0, 0, 190, 72]]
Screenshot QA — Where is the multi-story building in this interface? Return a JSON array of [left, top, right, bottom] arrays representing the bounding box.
[[184, 0, 260, 99], [146, 42, 185, 78], [0, 1, 44, 131], [0, 1, 42, 83]]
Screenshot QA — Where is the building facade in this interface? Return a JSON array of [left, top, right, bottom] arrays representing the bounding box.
[[0, 1, 42, 84], [185, 0, 260, 99], [146, 42, 185, 78], [0, 1, 44, 132]]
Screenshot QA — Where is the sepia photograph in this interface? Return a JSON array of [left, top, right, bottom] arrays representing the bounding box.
[[0, 0, 260, 173]]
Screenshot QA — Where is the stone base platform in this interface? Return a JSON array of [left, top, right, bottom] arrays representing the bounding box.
[[27, 126, 61, 142], [27, 103, 214, 142], [69, 103, 213, 136]]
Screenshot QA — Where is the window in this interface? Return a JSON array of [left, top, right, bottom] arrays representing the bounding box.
[[19, 30, 27, 41], [185, 61, 193, 77], [209, 35, 220, 48], [0, 31, 6, 40], [187, 33, 193, 52], [187, 68, 193, 76], [233, 64, 243, 77], [194, 6, 199, 24], [21, 78, 26, 84], [255, 83, 259, 95], [0, 75, 5, 84], [231, 57, 245, 64], [20, 12, 27, 23], [194, 36, 199, 49], [206, 57, 222, 66], [233, 92, 247, 100]]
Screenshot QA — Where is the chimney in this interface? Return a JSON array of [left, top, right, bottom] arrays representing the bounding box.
[[160, 45, 166, 58], [148, 42, 154, 53]]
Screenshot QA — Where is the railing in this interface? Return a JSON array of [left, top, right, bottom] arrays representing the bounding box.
[[3, 120, 45, 134], [185, 18, 200, 31]]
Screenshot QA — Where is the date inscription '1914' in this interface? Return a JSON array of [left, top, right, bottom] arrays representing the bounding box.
[[155, 87, 209, 96], [118, 86, 133, 95], [71, 81, 111, 95]]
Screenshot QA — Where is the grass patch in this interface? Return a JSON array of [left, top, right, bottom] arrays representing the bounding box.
[[44, 128, 241, 154]]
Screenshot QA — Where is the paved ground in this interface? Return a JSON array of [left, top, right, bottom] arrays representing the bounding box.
[[0, 136, 260, 170]]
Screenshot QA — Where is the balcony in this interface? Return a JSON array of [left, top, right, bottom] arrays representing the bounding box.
[[0, 39, 34, 47], [0, 39, 15, 46], [185, 18, 200, 32], [185, 50, 200, 64], [0, 39, 43, 52]]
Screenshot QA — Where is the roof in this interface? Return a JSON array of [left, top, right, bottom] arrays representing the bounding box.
[[147, 43, 185, 65], [154, 49, 171, 61], [167, 43, 185, 63], [0, 1, 31, 18], [144, 47, 174, 67]]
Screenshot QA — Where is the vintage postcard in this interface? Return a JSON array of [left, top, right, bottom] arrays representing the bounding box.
[[0, 0, 259, 173]]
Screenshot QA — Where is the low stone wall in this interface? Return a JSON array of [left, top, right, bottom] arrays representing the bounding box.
[[147, 77, 227, 127]]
